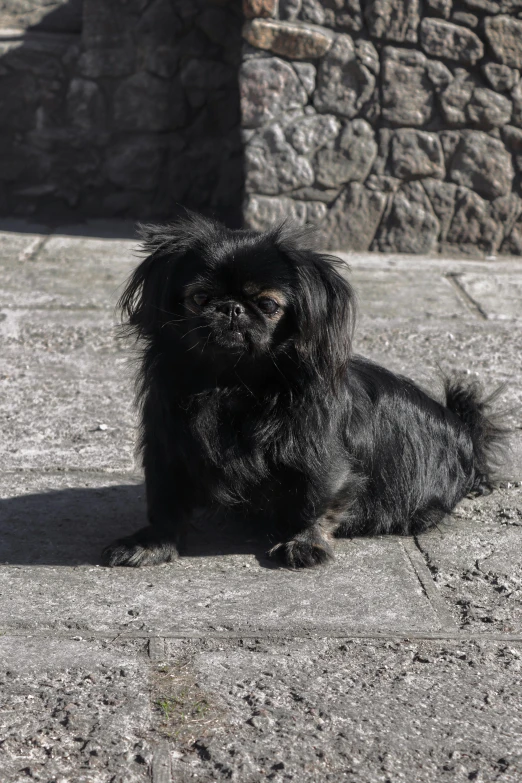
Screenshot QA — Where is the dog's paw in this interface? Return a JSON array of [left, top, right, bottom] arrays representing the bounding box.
[[101, 527, 178, 567], [269, 535, 334, 569]]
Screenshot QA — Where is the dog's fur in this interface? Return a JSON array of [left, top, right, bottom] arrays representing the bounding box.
[[102, 214, 506, 569]]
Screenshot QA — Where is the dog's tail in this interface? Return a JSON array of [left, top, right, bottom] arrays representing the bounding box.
[[444, 377, 509, 492]]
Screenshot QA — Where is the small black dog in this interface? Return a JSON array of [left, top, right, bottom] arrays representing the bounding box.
[[103, 214, 504, 569]]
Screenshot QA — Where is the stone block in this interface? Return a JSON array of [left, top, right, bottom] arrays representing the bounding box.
[[314, 34, 376, 119], [240, 57, 307, 128], [67, 78, 105, 131], [245, 123, 314, 195], [440, 69, 476, 125], [319, 182, 386, 250], [485, 15, 522, 69], [113, 72, 186, 132], [466, 87, 512, 129], [422, 179, 458, 241], [420, 18, 484, 65], [364, 0, 421, 43], [336, 0, 364, 33], [292, 62, 316, 95], [449, 131, 513, 199], [78, 47, 136, 78], [381, 47, 433, 126], [285, 113, 340, 155], [315, 119, 377, 188], [243, 0, 278, 17], [300, 0, 327, 23], [243, 194, 326, 230], [446, 187, 501, 252], [280, 0, 302, 19], [106, 139, 165, 192], [373, 181, 440, 253], [452, 11, 478, 27], [482, 62, 519, 92], [502, 124, 522, 151], [242, 19, 332, 59], [390, 129, 445, 180], [426, 0, 452, 18]]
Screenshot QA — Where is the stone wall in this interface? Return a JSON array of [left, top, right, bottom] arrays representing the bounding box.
[[0, 0, 243, 224], [241, 0, 522, 254], [2, 0, 522, 254]]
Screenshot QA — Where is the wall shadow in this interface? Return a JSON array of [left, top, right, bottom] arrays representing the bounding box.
[[0, 483, 274, 567], [0, 0, 244, 227]]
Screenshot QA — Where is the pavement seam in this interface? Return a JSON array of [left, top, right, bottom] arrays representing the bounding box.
[[152, 741, 171, 783], [401, 538, 459, 633], [445, 273, 488, 320], [3, 630, 522, 641], [16, 233, 50, 263], [149, 637, 167, 662]]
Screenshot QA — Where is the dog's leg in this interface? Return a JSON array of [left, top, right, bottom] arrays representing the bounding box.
[[101, 525, 179, 567], [102, 452, 187, 567], [268, 473, 341, 568], [269, 520, 335, 568]]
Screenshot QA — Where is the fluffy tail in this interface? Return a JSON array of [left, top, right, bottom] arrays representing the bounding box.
[[444, 377, 509, 492]]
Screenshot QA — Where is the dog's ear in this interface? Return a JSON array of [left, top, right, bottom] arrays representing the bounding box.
[[275, 227, 356, 389], [119, 213, 220, 337]]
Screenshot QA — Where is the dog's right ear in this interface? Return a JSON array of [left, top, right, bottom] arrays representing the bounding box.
[[119, 214, 219, 337]]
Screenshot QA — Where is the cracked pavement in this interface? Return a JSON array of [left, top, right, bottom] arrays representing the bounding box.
[[0, 220, 521, 782]]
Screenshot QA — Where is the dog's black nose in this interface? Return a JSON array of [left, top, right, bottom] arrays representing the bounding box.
[[218, 301, 245, 319]]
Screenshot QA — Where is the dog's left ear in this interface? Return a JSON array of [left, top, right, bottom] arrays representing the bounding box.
[[277, 229, 356, 388]]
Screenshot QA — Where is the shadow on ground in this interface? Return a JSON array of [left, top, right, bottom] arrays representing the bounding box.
[[0, 483, 275, 567]]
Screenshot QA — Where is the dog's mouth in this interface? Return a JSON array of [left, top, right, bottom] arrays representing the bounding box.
[[213, 329, 246, 350]]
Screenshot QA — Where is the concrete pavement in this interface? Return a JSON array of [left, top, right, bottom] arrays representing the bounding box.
[[0, 220, 521, 782]]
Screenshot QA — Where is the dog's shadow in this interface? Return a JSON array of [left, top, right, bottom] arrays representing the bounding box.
[[0, 482, 277, 568]]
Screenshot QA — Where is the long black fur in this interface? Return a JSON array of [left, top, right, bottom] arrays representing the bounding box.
[[102, 213, 507, 569]]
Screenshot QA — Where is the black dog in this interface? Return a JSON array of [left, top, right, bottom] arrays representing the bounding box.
[[102, 214, 505, 569]]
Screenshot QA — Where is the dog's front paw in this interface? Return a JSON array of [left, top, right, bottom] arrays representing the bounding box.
[[269, 535, 334, 569], [101, 527, 178, 567]]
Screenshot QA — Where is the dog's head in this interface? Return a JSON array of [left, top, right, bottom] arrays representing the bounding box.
[[120, 213, 355, 386]]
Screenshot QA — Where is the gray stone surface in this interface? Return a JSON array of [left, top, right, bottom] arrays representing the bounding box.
[[314, 33, 376, 119], [373, 181, 440, 254], [0, 637, 151, 783], [240, 57, 307, 129], [466, 87, 512, 128], [0, 534, 441, 634], [456, 272, 522, 320], [417, 488, 522, 631], [420, 18, 484, 64], [164, 638, 522, 783], [485, 15, 522, 69], [315, 119, 377, 187], [364, 0, 421, 43], [1, 227, 522, 781], [245, 123, 315, 195], [390, 129, 445, 180], [449, 132, 514, 200], [381, 47, 433, 126], [285, 112, 340, 156], [318, 183, 386, 250]]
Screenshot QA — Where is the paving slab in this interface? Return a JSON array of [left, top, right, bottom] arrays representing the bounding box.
[[0, 472, 144, 566], [0, 637, 152, 783], [0, 311, 136, 470], [0, 535, 441, 635], [155, 637, 522, 783], [417, 487, 522, 633], [349, 268, 469, 319], [0, 233, 137, 310], [453, 273, 522, 321]]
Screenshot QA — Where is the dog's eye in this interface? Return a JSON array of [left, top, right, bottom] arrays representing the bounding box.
[[192, 292, 209, 307], [256, 297, 279, 315]]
